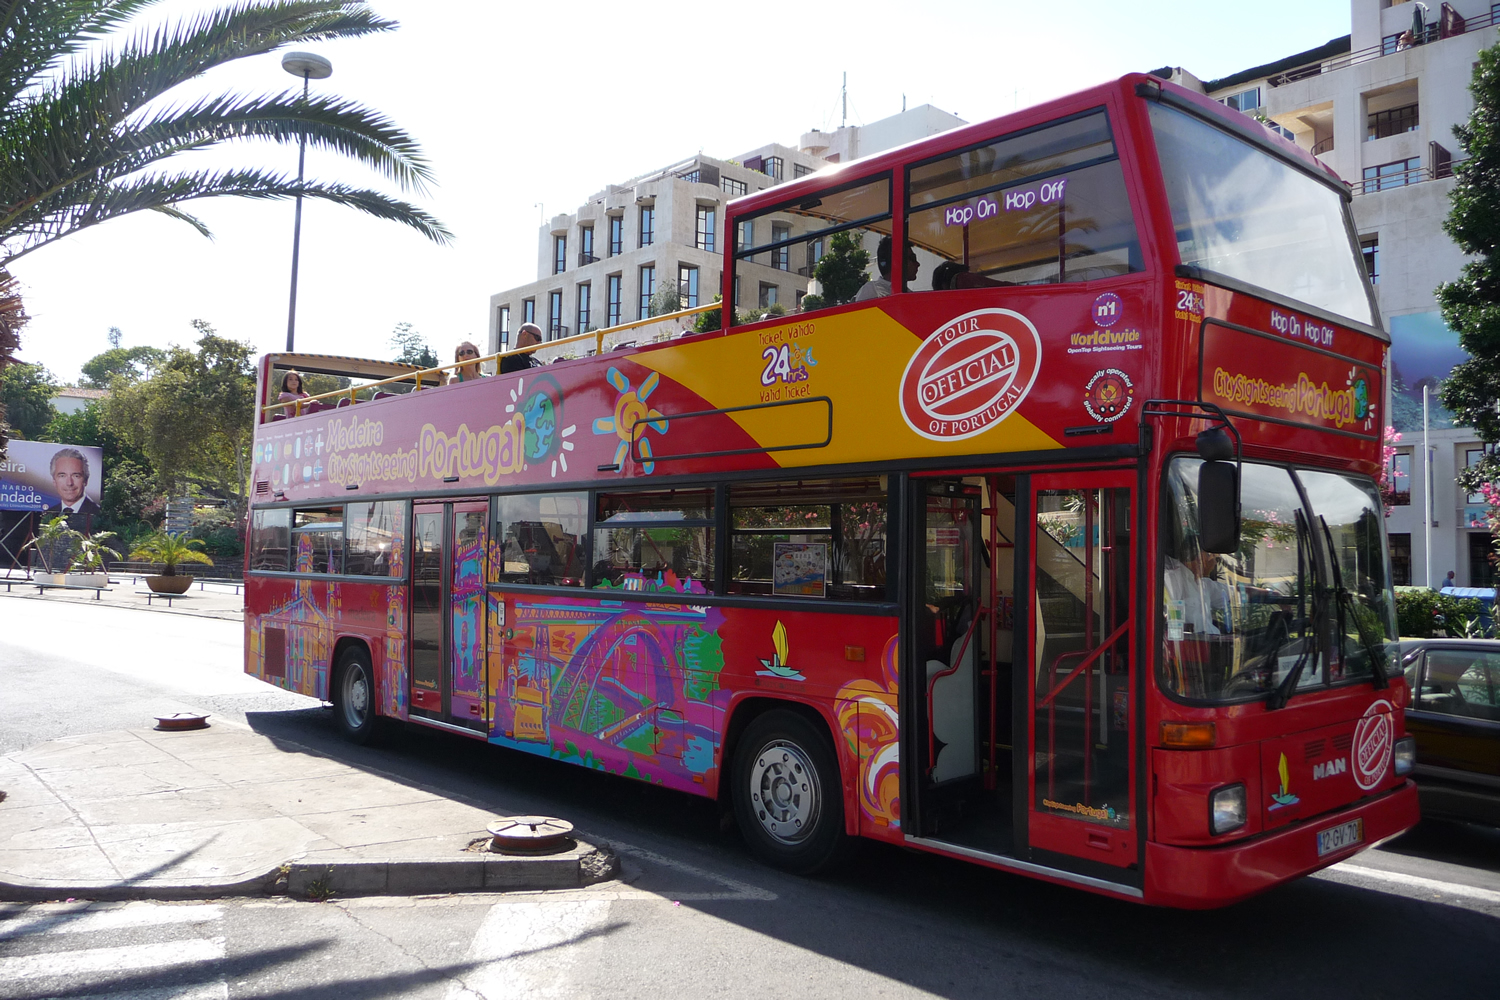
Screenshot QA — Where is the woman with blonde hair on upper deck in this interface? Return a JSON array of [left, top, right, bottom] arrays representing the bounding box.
[[449, 341, 486, 384]]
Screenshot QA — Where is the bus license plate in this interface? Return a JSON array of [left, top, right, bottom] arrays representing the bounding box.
[[1317, 819, 1363, 857]]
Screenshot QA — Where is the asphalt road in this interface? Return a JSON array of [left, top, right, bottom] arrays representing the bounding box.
[[1, 597, 1497, 1000]]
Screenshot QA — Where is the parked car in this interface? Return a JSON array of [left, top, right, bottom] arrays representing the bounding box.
[[1399, 638, 1500, 826]]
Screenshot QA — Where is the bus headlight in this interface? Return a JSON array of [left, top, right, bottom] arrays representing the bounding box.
[[1210, 784, 1247, 835], [1393, 736, 1416, 777]]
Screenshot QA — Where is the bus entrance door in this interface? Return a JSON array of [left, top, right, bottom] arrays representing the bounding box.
[[1026, 473, 1136, 869], [409, 501, 489, 733]]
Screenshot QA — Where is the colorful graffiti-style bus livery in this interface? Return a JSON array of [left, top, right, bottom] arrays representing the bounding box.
[[245, 74, 1417, 908]]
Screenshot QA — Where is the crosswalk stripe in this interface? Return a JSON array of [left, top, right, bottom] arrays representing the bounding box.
[[41, 983, 228, 1000], [0, 904, 223, 941], [0, 936, 225, 983]]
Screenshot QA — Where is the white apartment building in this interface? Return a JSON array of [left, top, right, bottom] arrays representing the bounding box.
[[487, 106, 966, 354], [1162, 0, 1498, 588]]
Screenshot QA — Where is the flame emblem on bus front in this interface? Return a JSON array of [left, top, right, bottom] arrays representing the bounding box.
[[1270, 751, 1300, 810], [757, 621, 805, 681]]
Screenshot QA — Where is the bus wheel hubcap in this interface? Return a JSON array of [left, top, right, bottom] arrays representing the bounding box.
[[345, 669, 369, 728], [749, 740, 819, 845]]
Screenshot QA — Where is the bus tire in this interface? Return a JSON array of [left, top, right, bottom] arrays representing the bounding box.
[[333, 646, 380, 745], [733, 709, 851, 875]]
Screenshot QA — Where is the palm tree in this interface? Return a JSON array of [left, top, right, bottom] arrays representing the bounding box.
[[0, 0, 452, 449]]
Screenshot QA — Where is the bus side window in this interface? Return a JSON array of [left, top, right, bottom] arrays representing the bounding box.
[[731, 175, 892, 322], [906, 111, 1143, 287], [495, 492, 587, 588], [727, 477, 888, 601], [291, 507, 343, 574], [250, 508, 291, 572]]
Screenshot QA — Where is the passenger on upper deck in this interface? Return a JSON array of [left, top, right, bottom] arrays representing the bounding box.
[[278, 371, 309, 403], [449, 341, 486, 384], [500, 323, 543, 374], [855, 236, 920, 301]]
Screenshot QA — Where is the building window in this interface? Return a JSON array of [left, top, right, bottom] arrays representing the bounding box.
[[548, 290, 563, 338], [696, 205, 716, 252], [764, 156, 784, 181], [737, 220, 753, 251], [678, 168, 701, 184], [1218, 87, 1261, 113], [576, 282, 591, 332], [1389, 533, 1411, 587], [497, 305, 511, 347], [1467, 448, 1489, 504], [723, 176, 747, 197], [771, 223, 790, 270], [639, 204, 655, 247], [679, 265, 699, 308], [1382, 32, 1402, 55], [1362, 157, 1422, 191], [758, 283, 778, 309], [579, 225, 595, 265], [794, 163, 812, 178], [608, 215, 623, 256], [639, 264, 655, 318], [734, 275, 741, 308], [1390, 450, 1411, 506], [553, 235, 566, 275], [607, 274, 622, 327], [1471, 533, 1498, 588], [1368, 103, 1419, 140], [522, 298, 536, 325], [806, 236, 826, 273], [1361, 234, 1380, 284]]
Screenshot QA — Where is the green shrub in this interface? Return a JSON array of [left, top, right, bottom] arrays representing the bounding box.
[[190, 506, 243, 557], [1395, 586, 1492, 637]]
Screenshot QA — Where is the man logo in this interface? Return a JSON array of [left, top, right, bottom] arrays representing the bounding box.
[[898, 308, 1042, 441]]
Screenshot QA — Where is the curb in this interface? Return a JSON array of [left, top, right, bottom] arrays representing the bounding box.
[[0, 842, 619, 903]]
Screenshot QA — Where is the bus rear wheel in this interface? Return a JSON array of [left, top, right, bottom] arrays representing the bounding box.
[[333, 646, 380, 745], [733, 709, 850, 875]]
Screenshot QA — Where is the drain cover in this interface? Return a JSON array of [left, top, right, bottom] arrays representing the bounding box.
[[155, 713, 210, 731], [487, 816, 574, 855]]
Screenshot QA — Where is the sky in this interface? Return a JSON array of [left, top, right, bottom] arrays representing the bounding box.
[[8, 0, 1355, 384]]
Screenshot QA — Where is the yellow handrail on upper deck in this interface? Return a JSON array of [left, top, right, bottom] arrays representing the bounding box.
[[260, 302, 721, 419]]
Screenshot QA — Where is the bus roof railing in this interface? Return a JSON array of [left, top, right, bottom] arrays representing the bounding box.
[[261, 302, 720, 420]]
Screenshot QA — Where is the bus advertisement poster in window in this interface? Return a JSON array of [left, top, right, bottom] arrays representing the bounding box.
[[773, 541, 827, 597]]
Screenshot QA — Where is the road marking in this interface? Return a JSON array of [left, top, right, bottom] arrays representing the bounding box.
[[40, 983, 228, 1000], [1329, 862, 1500, 905], [0, 937, 225, 982], [610, 840, 778, 901], [446, 900, 611, 1000], [0, 903, 223, 941]]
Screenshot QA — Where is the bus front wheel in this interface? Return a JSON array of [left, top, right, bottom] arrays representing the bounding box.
[[333, 646, 380, 745], [733, 709, 851, 875]]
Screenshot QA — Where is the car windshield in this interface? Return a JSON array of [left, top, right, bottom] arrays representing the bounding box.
[[1148, 104, 1374, 327], [1159, 458, 1397, 703]]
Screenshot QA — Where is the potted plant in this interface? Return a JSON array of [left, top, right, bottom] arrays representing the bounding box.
[[66, 530, 118, 588], [130, 531, 214, 594], [22, 516, 82, 585]]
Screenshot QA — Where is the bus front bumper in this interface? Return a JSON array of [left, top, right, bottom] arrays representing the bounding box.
[[1143, 780, 1420, 909]]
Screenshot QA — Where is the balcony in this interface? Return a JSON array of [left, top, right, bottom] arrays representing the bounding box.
[[1312, 135, 1335, 155], [1269, 3, 1492, 86], [1368, 103, 1419, 140]]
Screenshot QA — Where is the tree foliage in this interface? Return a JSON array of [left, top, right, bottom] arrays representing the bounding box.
[[0, 360, 56, 439], [46, 400, 159, 534], [102, 321, 255, 508], [1440, 43, 1500, 491], [390, 321, 437, 368], [80, 346, 165, 388], [813, 232, 871, 306]]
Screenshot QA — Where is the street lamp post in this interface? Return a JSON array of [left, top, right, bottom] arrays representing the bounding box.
[[281, 51, 333, 354]]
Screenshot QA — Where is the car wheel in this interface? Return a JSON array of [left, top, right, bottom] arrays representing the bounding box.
[[733, 709, 852, 875], [334, 646, 380, 745]]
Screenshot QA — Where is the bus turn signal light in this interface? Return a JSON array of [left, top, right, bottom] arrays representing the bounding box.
[[1161, 722, 1216, 748]]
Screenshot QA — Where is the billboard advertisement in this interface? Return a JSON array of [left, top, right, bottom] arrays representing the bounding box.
[[0, 440, 105, 515]]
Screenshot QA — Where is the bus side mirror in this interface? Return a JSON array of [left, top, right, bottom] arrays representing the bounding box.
[[1198, 461, 1240, 553]]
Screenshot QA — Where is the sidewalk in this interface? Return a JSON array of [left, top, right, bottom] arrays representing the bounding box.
[[0, 572, 244, 621], [0, 724, 616, 902]]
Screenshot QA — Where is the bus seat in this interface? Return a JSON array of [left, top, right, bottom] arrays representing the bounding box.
[[372, 391, 394, 400], [336, 397, 352, 407], [928, 633, 978, 783], [269, 412, 287, 422]]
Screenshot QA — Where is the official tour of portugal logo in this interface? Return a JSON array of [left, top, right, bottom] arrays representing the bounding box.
[[898, 308, 1042, 441]]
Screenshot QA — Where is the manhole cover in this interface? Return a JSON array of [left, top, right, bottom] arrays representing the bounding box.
[[155, 713, 210, 731], [487, 816, 574, 855]]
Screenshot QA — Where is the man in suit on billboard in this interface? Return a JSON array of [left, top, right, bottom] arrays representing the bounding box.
[[42, 448, 101, 529]]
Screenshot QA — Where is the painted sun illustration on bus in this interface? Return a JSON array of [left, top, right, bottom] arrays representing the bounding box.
[[592, 367, 669, 474]]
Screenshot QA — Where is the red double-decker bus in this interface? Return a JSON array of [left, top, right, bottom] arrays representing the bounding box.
[[244, 73, 1418, 908]]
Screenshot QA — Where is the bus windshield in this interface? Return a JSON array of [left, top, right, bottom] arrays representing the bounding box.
[[1159, 457, 1397, 704], [1148, 104, 1373, 326]]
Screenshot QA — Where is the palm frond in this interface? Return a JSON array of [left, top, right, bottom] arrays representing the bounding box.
[[148, 202, 209, 238], [3, 167, 452, 261], [0, 1, 159, 110]]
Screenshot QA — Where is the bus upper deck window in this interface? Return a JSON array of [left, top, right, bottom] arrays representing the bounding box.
[[906, 111, 1143, 287]]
